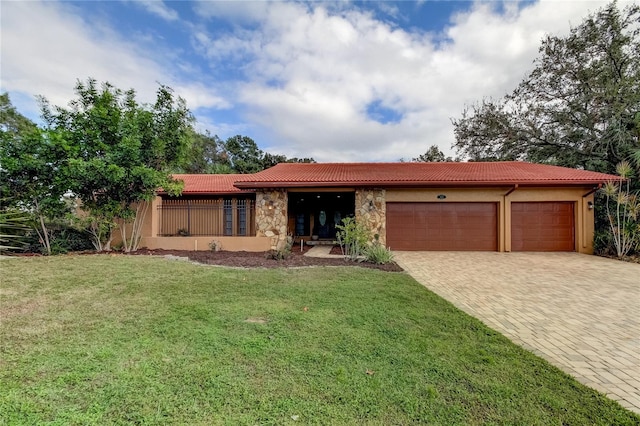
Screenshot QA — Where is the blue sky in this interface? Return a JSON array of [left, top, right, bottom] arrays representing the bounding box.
[[1, 0, 631, 162]]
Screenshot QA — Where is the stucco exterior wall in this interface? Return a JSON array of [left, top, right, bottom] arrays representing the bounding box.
[[139, 236, 271, 252], [134, 196, 272, 252], [255, 190, 289, 250], [386, 186, 596, 254]]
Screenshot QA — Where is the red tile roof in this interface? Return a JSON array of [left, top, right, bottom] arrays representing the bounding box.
[[233, 162, 620, 189], [166, 174, 255, 194]]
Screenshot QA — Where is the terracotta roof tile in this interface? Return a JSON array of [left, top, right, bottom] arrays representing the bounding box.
[[167, 174, 254, 194], [234, 162, 620, 188]]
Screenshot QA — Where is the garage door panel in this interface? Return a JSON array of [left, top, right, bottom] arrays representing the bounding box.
[[511, 202, 574, 252], [387, 202, 497, 251]]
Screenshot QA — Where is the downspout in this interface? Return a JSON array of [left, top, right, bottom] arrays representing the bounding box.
[[505, 184, 518, 196], [503, 185, 518, 252], [582, 184, 601, 198]]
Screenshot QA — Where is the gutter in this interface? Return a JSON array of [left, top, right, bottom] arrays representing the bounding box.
[[233, 180, 612, 190], [582, 184, 601, 198], [504, 184, 518, 196]]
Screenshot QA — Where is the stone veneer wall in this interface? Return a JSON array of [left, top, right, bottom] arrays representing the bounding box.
[[256, 190, 288, 250], [355, 188, 386, 245]]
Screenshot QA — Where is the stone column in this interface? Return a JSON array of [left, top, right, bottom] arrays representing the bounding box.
[[255, 190, 289, 250], [355, 188, 386, 245]]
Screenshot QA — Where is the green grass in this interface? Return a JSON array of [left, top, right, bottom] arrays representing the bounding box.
[[0, 255, 637, 425]]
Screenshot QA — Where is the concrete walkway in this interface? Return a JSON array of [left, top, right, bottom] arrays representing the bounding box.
[[304, 246, 338, 258], [394, 252, 640, 414]]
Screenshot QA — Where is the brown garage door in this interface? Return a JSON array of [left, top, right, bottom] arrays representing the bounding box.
[[387, 202, 497, 251], [511, 202, 574, 251]]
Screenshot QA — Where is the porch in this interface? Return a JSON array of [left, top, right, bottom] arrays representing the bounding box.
[[287, 190, 355, 244]]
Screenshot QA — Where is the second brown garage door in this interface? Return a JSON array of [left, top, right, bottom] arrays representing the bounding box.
[[511, 202, 575, 251], [387, 202, 497, 251]]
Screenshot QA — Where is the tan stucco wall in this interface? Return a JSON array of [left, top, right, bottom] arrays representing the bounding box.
[[386, 186, 596, 254], [140, 236, 271, 252], [136, 196, 273, 252]]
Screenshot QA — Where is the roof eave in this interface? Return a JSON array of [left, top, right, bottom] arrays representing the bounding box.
[[233, 180, 611, 189]]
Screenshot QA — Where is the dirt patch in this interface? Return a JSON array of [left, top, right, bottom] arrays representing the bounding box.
[[0, 298, 46, 320], [245, 317, 269, 324], [130, 246, 404, 272]]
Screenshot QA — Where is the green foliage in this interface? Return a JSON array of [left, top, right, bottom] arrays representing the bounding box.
[[0, 95, 72, 255], [265, 235, 293, 260], [180, 132, 315, 174], [453, 2, 640, 174], [601, 161, 639, 258], [0, 208, 30, 254], [364, 243, 395, 264], [181, 131, 232, 174], [25, 224, 95, 255], [223, 135, 264, 174], [413, 144, 454, 162], [1, 256, 637, 424], [336, 217, 369, 261], [39, 78, 192, 251]]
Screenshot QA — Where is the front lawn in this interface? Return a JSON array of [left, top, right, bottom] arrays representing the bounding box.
[[1, 255, 637, 425]]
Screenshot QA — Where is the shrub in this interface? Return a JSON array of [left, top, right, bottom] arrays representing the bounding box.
[[365, 243, 394, 264], [601, 161, 639, 258], [26, 224, 94, 255], [336, 217, 369, 261], [0, 209, 30, 254], [265, 234, 293, 261]]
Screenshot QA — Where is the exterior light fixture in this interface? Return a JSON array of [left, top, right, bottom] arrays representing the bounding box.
[[587, 201, 594, 210]]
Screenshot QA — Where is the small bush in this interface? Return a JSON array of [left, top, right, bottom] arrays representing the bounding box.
[[265, 235, 293, 260], [266, 249, 289, 260], [365, 244, 394, 264], [25, 224, 94, 255], [336, 217, 369, 261]]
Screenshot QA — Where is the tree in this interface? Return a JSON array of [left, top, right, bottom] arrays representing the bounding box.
[[0, 94, 71, 255], [180, 131, 316, 174], [224, 135, 265, 174], [453, 2, 640, 174], [413, 145, 453, 162], [40, 78, 192, 252], [181, 131, 233, 174]]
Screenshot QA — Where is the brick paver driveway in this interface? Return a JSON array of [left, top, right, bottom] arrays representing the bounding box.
[[394, 252, 640, 413]]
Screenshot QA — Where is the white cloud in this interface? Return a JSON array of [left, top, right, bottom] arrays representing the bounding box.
[[0, 1, 227, 123], [192, 0, 621, 161], [135, 0, 179, 21], [1, 0, 631, 162]]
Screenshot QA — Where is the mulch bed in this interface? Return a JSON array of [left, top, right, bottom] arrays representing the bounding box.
[[130, 245, 404, 272]]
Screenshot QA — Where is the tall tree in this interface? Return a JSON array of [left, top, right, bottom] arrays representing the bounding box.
[[181, 131, 233, 174], [223, 135, 265, 174], [413, 145, 453, 162], [0, 94, 71, 254], [40, 78, 192, 252], [453, 2, 640, 174]]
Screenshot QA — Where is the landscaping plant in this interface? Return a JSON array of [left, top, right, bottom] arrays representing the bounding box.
[[602, 160, 640, 258], [335, 217, 369, 261], [364, 242, 395, 264]]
